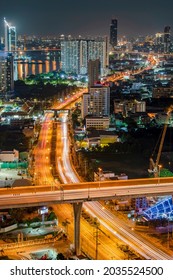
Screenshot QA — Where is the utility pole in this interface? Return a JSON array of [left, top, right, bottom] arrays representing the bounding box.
[[95, 224, 99, 260], [167, 218, 170, 249], [84, 160, 87, 176], [98, 167, 102, 188], [93, 217, 100, 260]]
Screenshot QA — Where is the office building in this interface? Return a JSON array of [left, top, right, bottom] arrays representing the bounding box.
[[88, 59, 100, 88], [155, 32, 164, 45], [4, 18, 17, 52], [61, 36, 108, 76], [4, 18, 17, 80], [85, 116, 110, 129], [82, 85, 110, 118], [154, 32, 164, 53], [0, 52, 14, 94], [164, 26, 171, 53], [131, 197, 148, 211], [114, 100, 146, 116], [110, 18, 118, 49]]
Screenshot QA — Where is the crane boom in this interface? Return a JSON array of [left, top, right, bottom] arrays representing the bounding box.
[[149, 105, 173, 177]]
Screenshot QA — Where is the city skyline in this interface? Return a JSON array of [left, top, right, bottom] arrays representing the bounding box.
[[0, 0, 173, 38]]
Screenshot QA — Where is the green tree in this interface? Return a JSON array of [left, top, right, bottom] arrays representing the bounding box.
[[57, 253, 65, 260], [47, 211, 57, 221]]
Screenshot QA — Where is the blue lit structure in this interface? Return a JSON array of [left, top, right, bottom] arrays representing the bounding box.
[[143, 196, 173, 221]]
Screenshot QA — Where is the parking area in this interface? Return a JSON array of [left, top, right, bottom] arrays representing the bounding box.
[[0, 169, 31, 187]]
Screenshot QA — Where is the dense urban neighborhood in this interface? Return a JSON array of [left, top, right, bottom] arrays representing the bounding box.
[[0, 10, 173, 261]]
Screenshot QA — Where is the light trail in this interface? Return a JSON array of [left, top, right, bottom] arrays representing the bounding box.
[[56, 112, 173, 260]]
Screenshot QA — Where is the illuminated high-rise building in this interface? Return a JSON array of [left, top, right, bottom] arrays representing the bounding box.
[[61, 36, 108, 76], [155, 32, 164, 45], [61, 38, 80, 74], [4, 18, 17, 52], [82, 86, 110, 118], [110, 18, 118, 49], [0, 51, 14, 95], [154, 32, 164, 53], [88, 59, 100, 88], [4, 18, 17, 81], [164, 26, 171, 53]]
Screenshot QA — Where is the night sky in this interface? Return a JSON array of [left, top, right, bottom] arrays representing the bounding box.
[[0, 0, 173, 37]]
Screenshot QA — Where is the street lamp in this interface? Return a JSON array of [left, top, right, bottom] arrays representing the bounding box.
[[34, 172, 37, 184], [87, 184, 90, 200], [98, 168, 102, 188], [158, 164, 162, 177], [158, 164, 162, 184]]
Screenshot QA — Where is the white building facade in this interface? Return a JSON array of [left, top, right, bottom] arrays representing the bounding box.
[[0, 149, 19, 162], [61, 37, 108, 76], [82, 86, 110, 118]]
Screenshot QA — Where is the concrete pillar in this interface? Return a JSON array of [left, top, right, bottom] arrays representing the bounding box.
[[73, 202, 83, 256]]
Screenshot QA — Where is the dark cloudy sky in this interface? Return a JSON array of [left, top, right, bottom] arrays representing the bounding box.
[[0, 0, 173, 37]]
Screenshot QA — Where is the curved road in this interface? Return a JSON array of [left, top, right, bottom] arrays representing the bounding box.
[[55, 113, 173, 260]]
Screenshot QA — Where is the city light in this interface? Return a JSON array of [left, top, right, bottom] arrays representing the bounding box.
[[1, 3, 173, 264]]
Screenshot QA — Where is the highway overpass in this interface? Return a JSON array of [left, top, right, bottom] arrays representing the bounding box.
[[1, 176, 173, 258], [0, 177, 173, 209]]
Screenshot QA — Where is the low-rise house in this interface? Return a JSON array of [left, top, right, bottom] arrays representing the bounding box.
[[0, 149, 19, 162]]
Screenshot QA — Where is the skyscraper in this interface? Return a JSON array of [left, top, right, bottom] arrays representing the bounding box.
[[0, 51, 14, 95], [4, 18, 17, 81], [164, 26, 171, 53], [110, 18, 118, 49], [88, 59, 100, 88], [4, 18, 17, 52], [60, 37, 80, 74], [61, 36, 108, 76]]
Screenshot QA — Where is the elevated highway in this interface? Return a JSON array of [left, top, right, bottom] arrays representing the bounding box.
[[0, 177, 173, 209]]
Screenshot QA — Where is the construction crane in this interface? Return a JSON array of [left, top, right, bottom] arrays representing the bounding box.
[[148, 105, 173, 177]]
